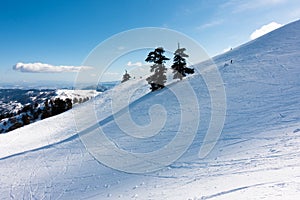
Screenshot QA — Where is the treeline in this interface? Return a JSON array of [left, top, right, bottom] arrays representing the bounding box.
[[0, 98, 72, 133], [72, 97, 90, 104]]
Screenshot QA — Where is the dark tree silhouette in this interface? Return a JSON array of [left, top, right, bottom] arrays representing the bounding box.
[[121, 70, 131, 83], [0, 97, 73, 133], [171, 43, 194, 80], [21, 114, 30, 125], [65, 98, 72, 110], [145, 47, 170, 91], [53, 98, 67, 115], [73, 97, 79, 104], [34, 108, 42, 120]]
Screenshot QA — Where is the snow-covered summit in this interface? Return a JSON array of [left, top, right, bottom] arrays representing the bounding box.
[[0, 20, 300, 199]]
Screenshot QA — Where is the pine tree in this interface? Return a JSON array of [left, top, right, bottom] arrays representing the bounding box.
[[65, 98, 72, 110], [121, 70, 131, 83], [145, 47, 170, 91], [73, 97, 79, 104], [171, 43, 194, 80]]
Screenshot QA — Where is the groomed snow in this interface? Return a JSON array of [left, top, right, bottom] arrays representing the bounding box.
[[0, 20, 300, 199]]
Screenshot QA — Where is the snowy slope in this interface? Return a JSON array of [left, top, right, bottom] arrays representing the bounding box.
[[0, 20, 300, 199]]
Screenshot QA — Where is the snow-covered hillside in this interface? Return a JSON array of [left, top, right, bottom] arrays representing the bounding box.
[[56, 89, 100, 104], [0, 20, 300, 199], [0, 89, 101, 133]]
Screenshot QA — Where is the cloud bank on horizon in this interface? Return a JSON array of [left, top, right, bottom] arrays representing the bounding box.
[[13, 62, 93, 73], [250, 22, 283, 40]]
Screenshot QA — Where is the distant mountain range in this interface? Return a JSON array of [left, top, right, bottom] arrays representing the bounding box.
[[0, 80, 119, 90], [0, 81, 118, 133], [0, 89, 56, 115]]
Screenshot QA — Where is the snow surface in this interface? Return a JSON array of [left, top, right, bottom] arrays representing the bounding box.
[[0, 20, 300, 199], [55, 89, 101, 103]]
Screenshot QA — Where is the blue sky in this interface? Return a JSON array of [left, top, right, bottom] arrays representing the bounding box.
[[0, 0, 299, 84]]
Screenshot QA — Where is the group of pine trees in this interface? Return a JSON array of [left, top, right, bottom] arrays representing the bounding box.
[[0, 98, 73, 133], [121, 44, 194, 91], [41, 98, 72, 119]]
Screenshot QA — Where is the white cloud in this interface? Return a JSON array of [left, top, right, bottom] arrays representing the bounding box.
[[127, 61, 150, 67], [250, 22, 283, 40], [13, 62, 93, 73], [127, 61, 142, 67]]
